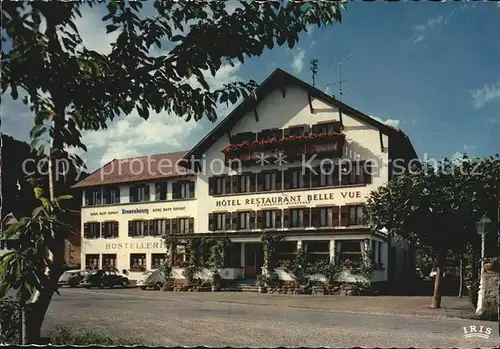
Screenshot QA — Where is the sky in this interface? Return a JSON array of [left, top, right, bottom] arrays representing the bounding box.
[[2, 1, 499, 172]]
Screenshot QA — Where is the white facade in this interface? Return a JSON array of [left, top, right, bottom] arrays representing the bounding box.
[[76, 69, 416, 283]]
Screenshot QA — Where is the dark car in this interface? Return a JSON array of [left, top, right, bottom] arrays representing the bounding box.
[[80, 269, 129, 289], [58, 270, 84, 288]]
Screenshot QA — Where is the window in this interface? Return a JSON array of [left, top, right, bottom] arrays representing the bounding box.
[[264, 210, 277, 229], [348, 205, 364, 226], [238, 212, 251, 230], [102, 187, 120, 204], [319, 208, 333, 227], [86, 189, 101, 206], [178, 218, 189, 234], [291, 209, 304, 228], [128, 220, 148, 237], [320, 167, 334, 186], [84, 222, 101, 239], [102, 221, 119, 238], [215, 177, 224, 195], [232, 132, 255, 144], [348, 162, 364, 185], [263, 172, 276, 191], [258, 128, 282, 141], [172, 244, 186, 266], [313, 122, 341, 134], [150, 219, 170, 236], [102, 254, 117, 269], [377, 241, 383, 265], [130, 254, 146, 272], [155, 182, 168, 200], [238, 174, 252, 193], [85, 254, 100, 269], [215, 213, 226, 231], [276, 241, 296, 266], [173, 181, 195, 199], [289, 126, 306, 136], [305, 241, 329, 264], [130, 184, 150, 202], [291, 169, 304, 189], [151, 254, 167, 269], [336, 240, 362, 265], [0, 239, 19, 250]]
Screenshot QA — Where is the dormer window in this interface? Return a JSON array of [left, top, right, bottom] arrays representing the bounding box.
[[258, 128, 282, 141], [312, 122, 341, 134]]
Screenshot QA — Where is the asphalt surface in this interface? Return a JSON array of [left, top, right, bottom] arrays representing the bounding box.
[[43, 288, 500, 348]]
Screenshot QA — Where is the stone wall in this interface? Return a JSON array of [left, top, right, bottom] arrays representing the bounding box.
[[483, 270, 499, 309]]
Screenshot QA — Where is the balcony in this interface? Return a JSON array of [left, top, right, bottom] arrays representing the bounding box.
[[223, 131, 345, 166]]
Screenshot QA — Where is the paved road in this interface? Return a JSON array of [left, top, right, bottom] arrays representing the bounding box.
[[43, 288, 499, 347]]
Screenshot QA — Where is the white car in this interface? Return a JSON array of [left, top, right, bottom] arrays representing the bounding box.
[[429, 268, 448, 278]]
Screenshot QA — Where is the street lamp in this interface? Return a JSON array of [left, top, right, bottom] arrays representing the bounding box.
[[475, 214, 492, 315]]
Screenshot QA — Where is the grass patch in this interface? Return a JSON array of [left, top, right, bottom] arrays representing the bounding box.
[[49, 327, 138, 345]]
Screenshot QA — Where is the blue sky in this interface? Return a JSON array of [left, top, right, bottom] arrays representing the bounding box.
[[2, 1, 499, 172]]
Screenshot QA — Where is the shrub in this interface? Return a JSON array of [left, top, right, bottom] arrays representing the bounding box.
[[467, 279, 480, 310], [49, 327, 137, 345], [0, 299, 20, 344]]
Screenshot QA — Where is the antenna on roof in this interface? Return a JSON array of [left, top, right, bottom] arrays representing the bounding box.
[[309, 58, 319, 87], [325, 53, 354, 101]]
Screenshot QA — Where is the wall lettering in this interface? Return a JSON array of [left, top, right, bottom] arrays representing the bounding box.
[[105, 241, 167, 250]]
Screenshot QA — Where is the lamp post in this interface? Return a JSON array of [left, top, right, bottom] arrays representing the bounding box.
[[475, 214, 492, 315]]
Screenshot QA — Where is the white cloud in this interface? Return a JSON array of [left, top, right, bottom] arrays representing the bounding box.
[[412, 35, 424, 44], [470, 79, 500, 109], [410, 9, 460, 45], [370, 115, 401, 129], [291, 49, 306, 74], [463, 144, 476, 152]]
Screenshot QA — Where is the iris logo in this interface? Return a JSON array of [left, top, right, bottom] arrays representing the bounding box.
[[463, 325, 492, 339]]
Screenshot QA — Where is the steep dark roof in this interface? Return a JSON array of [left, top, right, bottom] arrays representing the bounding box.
[[184, 68, 417, 160], [72, 151, 193, 189]]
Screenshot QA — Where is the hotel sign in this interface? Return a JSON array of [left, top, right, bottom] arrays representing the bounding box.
[[215, 190, 363, 208], [105, 241, 167, 250], [90, 206, 186, 217]]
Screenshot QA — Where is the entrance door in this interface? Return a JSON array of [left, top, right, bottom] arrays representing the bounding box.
[[244, 243, 264, 278]]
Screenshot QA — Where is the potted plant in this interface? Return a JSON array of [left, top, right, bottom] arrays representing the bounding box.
[[256, 275, 267, 293], [211, 270, 222, 292]]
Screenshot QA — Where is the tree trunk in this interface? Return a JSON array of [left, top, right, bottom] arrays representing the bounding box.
[[458, 257, 464, 298], [431, 250, 445, 309]]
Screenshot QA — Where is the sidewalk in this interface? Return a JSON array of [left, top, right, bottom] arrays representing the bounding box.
[[142, 290, 476, 320]]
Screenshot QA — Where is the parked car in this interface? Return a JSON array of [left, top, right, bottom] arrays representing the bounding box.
[[137, 270, 165, 290], [80, 269, 129, 289], [58, 270, 84, 288]]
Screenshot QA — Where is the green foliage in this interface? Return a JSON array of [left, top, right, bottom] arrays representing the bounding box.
[[0, 300, 20, 344], [211, 270, 222, 288], [49, 327, 137, 345], [208, 238, 230, 269], [159, 261, 172, 285], [261, 234, 284, 270], [291, 247, 309, 286], [312, 260, 342, 285]]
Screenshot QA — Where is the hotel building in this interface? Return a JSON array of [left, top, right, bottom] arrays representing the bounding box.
[[74, 69, 417, 283]]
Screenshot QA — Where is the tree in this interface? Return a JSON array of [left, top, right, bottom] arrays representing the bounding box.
[[366, 155, 500, 309], [1, 0, 346, 343]]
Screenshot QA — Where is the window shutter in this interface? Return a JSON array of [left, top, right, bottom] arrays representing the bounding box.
[[362, 205, 368, 225], [113, 222, 119, 237], [189, 182, 195, 198], [340, 206, 349, 226], [232, 212, 239, 230], [303, 125, 311, 136], [283, 209, 290, 228], [129, 186, 135, 202], [208, 213, 214, 231], [333, 165, 340, 186], [148, 220, 156, 236], [304, 208, 311, 227], [283, 169, 292, 190], [189, 217, 194, 233], [257, 210, 264, 229], [102, 189, 109, 205], [142, 220, 149, 236], [225, 213, 232, 230], [341, 164, 350, 185], [332, 206, 340, 226], [276, 210, 282, 228], [209, 177, 215, 195], [144, 185, 150, 201], [249, 211, 256, 229], [311, 208, 319, 227], [364, 161, 373, 184], [171, 183, 178, 199], [303, 167, 311, 188], [276, 170, 283, 190], [171, 219, 178, 234], [311, 166, 320, 187], [249, 173, 256, 192], [84, 191, 89, 206], [232, 176, 239, 193], [165, 219, 171, 234], [257, 172, 264, 191], [128, 221, 133, 237], [84, 223, 89, 238], [224, 176, 232, 194]]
